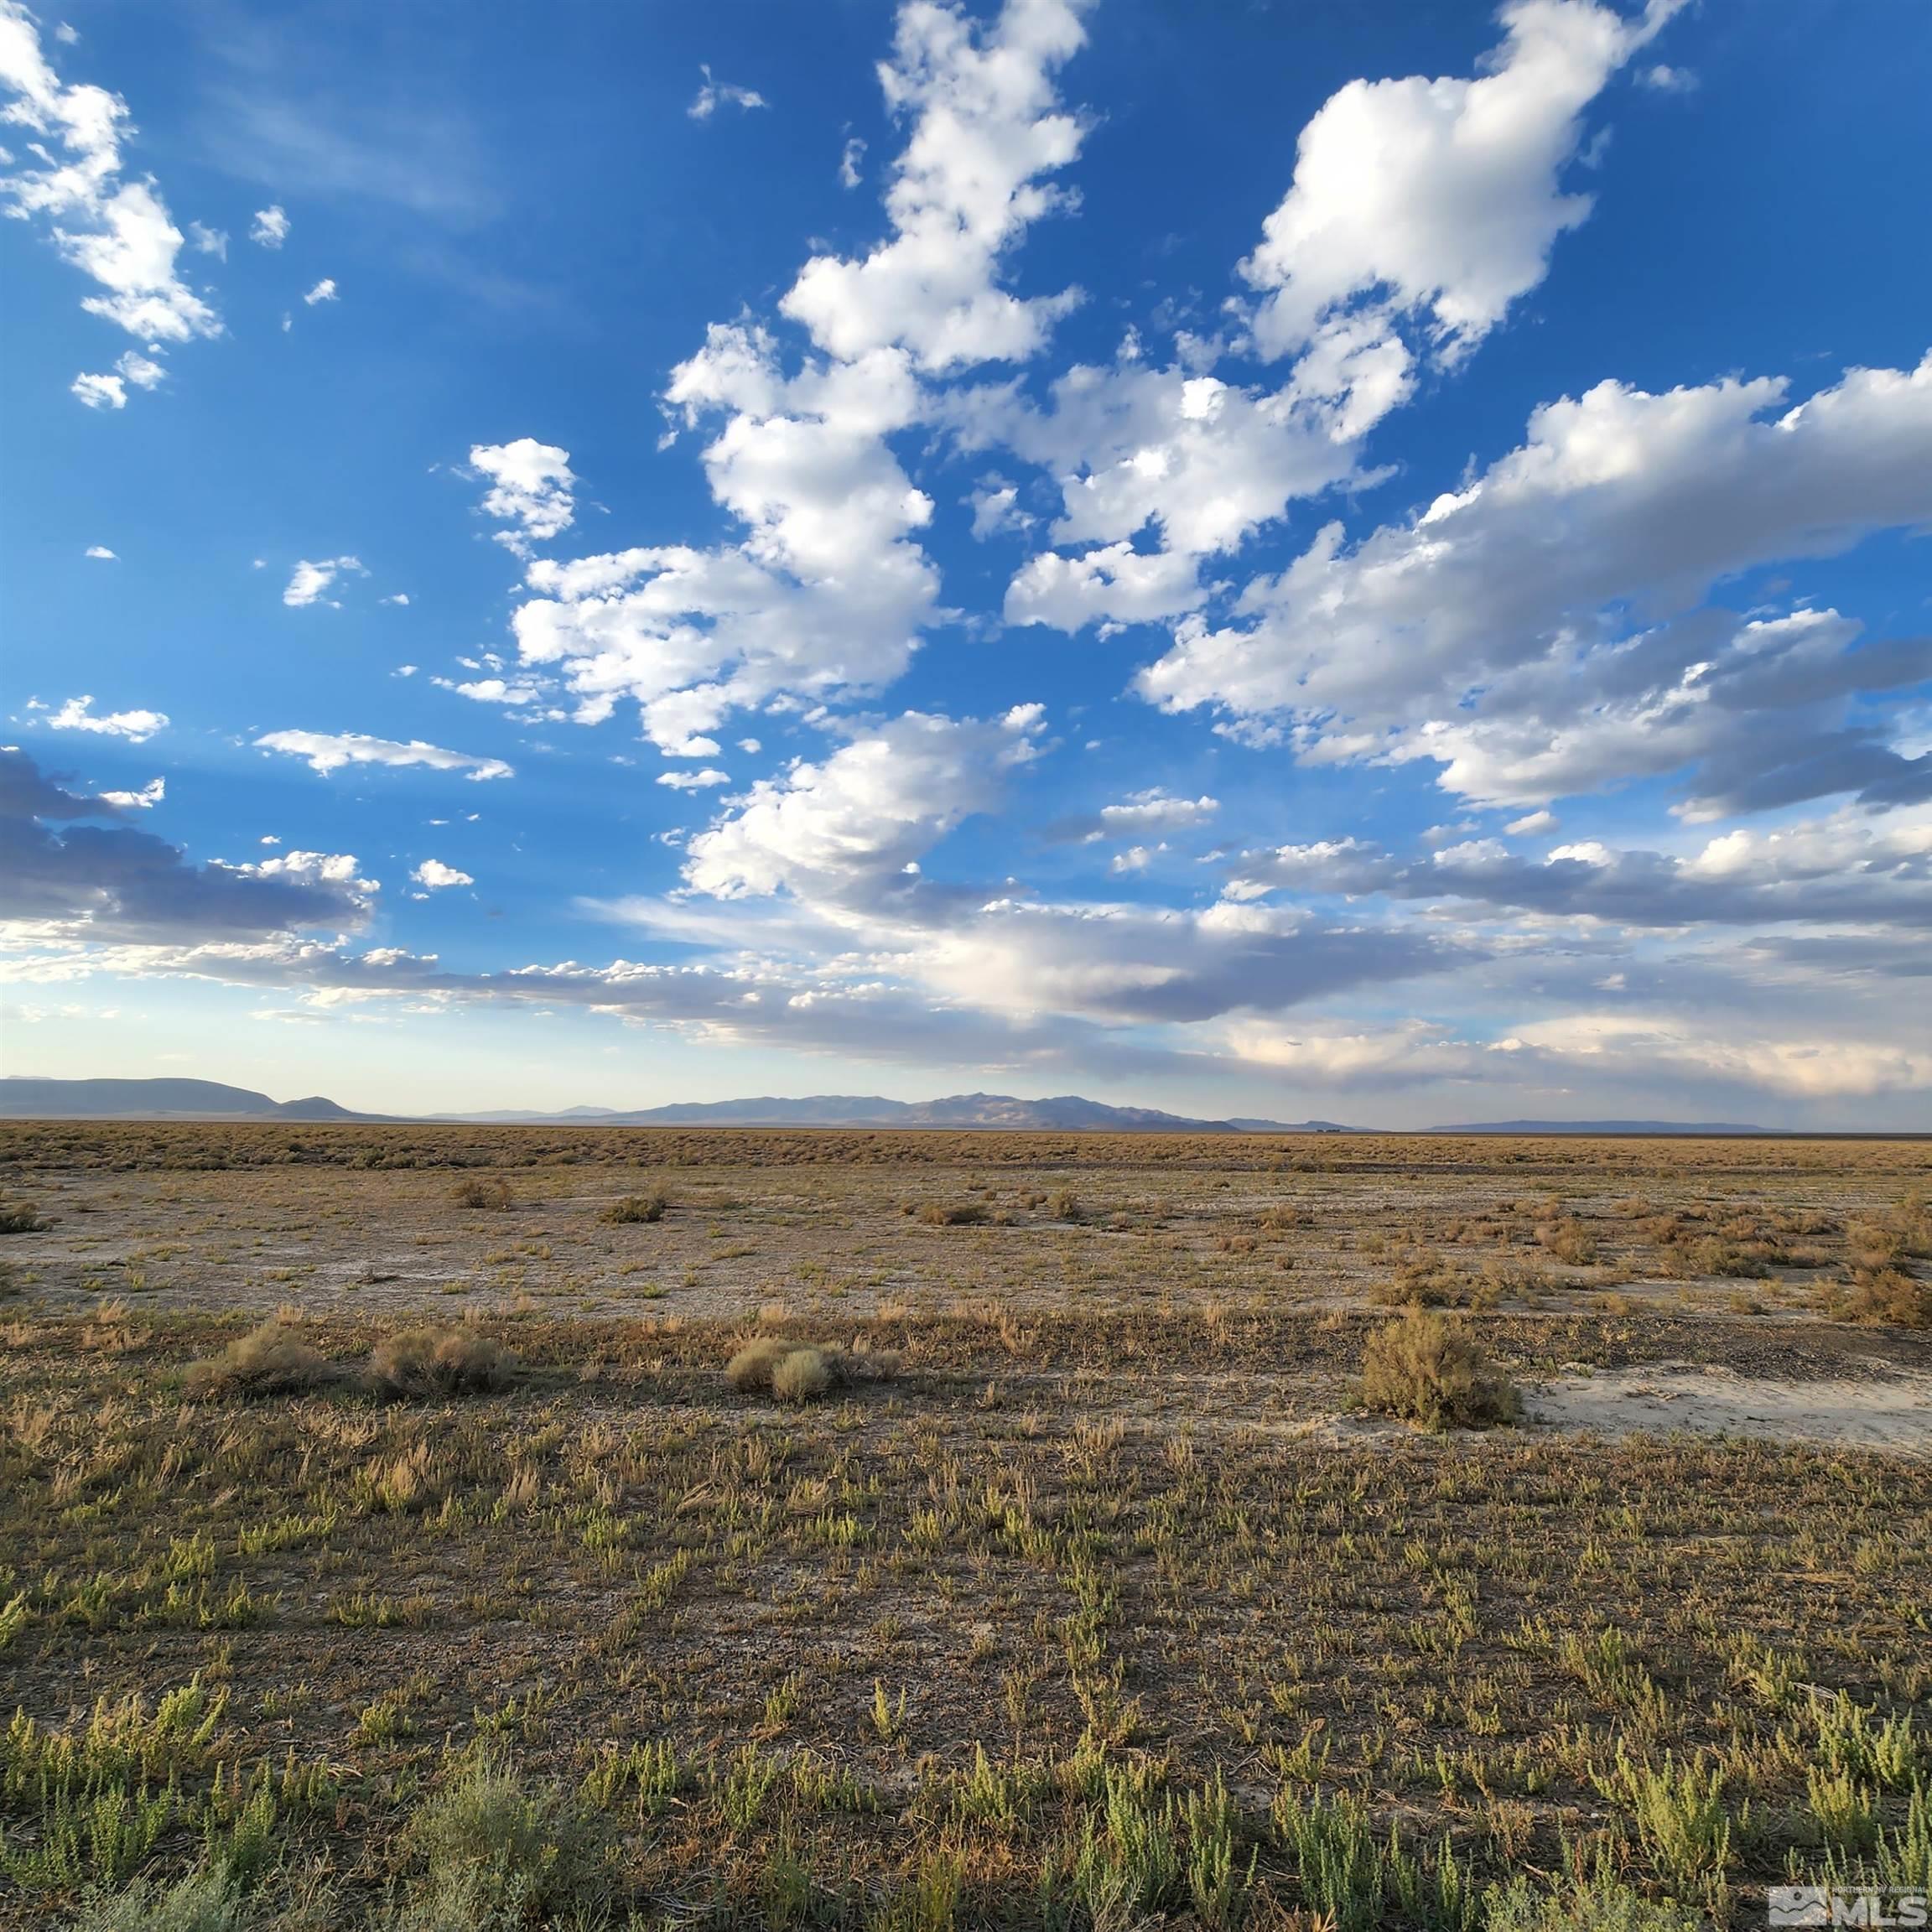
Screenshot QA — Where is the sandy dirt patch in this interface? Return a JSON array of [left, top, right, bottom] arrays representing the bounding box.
[[1524, 1360, 1932, 1455]]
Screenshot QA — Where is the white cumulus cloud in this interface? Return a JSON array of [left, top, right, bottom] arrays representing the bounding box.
[[780, 0, 1092, 372], [683, 705, 1046, 906], [1142, 353, 1932, 816], [45, 694, 168, 740], [411, 859, 475, 890], [1242, 0, 1682, 406], [249, 205, 288, 247], [470, 439, 576, 554]]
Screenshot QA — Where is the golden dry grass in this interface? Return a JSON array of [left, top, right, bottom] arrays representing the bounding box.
[[0, 1123, 1926, 1926], [180, 1318, 330, 1399], [366, 1325, 512, 1399]]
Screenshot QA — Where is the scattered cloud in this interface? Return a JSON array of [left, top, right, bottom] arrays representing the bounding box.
[[282, 555, 366, 608], [968, 360, 1361, 610], [249, 204, 289, 247], [302, 275, 336, 304], [44, 694, 168, 740], [1046, 789, 1220, 844], [969, 2, 1696, 639], [411, 859, 473, 890], [254, 729, 513, 781], [0, 0, 221, 403], [188, 220, 226, 257], [439, 675, 541, 706], [1005, 538, 1207, 629], [83, 544, 117, 560], [98, 776, 164, 808], [839, 135, 865, 189], [688, 65, 767, 121], [70, 371, 127, 409], [501, 0, 1096, 756], [656, 768, 730, 790], [70, 348, 168, 408], [1232, 804, 1932, 929], [968, 476, 1028, 539]]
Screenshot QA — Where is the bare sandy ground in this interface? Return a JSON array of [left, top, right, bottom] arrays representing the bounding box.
[[1522, 1361, 1932, 1456]]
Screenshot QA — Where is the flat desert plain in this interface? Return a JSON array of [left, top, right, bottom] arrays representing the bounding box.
[[0, 1123, 1927, 1930]]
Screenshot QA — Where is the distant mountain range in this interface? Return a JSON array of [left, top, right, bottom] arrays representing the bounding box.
[[434, 1092, 1352, 1132], [0, 1078, 369, 1121], [0, 1078, 1344, 1131], [1429, 1118, 1780, 1135], [0, 1078, 1798, 1136]]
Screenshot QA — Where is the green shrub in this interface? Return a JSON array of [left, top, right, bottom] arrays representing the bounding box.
[[1597, 1750, 1734, 1901], [1485, 1877, 1704, 1932], [65, 1867, 242, 1932], [1073, 1766, 1183, 1931], [1273, 1789, 1384, 1932], [396, 1748, 610, 1930]]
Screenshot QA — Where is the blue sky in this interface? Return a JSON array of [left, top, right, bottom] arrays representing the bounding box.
[[3, 0, 1929, 1124]]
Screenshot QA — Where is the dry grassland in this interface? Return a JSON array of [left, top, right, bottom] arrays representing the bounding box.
[[0, 1124, 1927, 1929]]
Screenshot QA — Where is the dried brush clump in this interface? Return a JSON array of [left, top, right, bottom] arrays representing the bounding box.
[[1358, 1307, 1519, 1431], [367, 1326, 513, 1398], [1815, 1201, 1929, 1326], [1374, 1249, 1543, 1310], [1535, 1216, 1599, 1266], [452, 1175, 513, 1210], [600, 1191, 667, 1224], [772, 1348, 834, 1402], [725, 1336, 867, 1404], [0, 1200, 49, 1233], [182, 1320, 331, 1400], [917, 1201, 986, 1226]]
